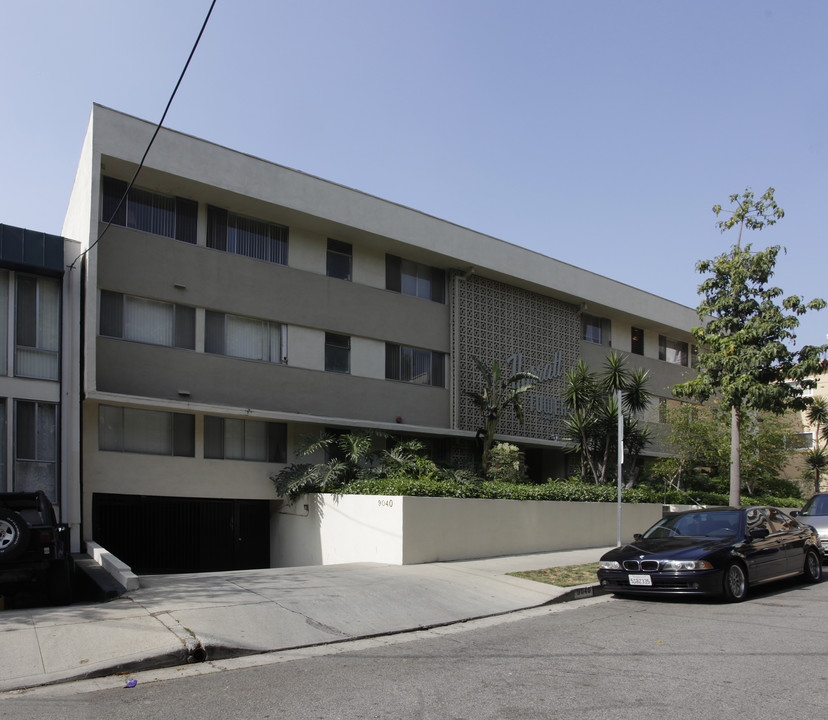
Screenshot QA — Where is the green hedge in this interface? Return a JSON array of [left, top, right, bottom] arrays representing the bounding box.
[[340, 476, 802, 508]]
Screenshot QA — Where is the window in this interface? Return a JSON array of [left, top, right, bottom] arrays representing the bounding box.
[[98, 405, 194, 457], [0, 400, 5, 490], [0, 271, 8, 375], [787, 432, 814, 450], [631, 327, 644, 355], [582, 314, 609, 346], [386, 344, 445, 387], [102, 176, 197, 243], [100, 291, 195, 349], [205, 311, 285, 362], [324, 333, 350, 373], [204, 416, 286, 462], [385, 254, 445, 303], [327, 239, 352, 280], [16, 275, 60, 380], [659, 335, 689, 366], [15, 401, 58, 501], [764, 507, 800, 534], [207, 205, 288, 264]]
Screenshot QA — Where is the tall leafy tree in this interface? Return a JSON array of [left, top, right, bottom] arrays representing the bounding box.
[[674, 188, 828, 506], [465, 357, 537, 473], [563, 352, 652, 485], [654, 402, 801, 499]]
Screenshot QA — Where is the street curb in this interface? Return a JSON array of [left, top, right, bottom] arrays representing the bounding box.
[[1, 581, 606, 693], [177, 582, 609, 666], [545, 583, 607, 605]]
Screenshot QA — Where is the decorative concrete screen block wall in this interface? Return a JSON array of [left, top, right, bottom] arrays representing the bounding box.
[[451, 274, 580, 440], [271, 494, 664, 567]]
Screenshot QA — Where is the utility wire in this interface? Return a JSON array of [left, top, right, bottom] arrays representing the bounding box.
[[70, 0, 217, 269]]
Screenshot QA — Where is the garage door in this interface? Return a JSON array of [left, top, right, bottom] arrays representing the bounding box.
[[92, 493, 270, 573]]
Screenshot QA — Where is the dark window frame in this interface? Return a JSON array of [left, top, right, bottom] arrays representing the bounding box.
[[99, 290, 195, 350], [15, 273, 61, 380], [659, 334, 689, 366], [101, 176, 197, 243], [326, 238, 352, 281], [204, 310, 284, 363], [385, 343, 445, 387], [206, 205, 288, 265], [325, 332, 351, 374], [14, 400, 59, 500], [204, 416, 287, 463], [98, 405, 195, 458], [582, 314, 610, 346], [631, 327, 644, 355], [385, 254, 445, 303]]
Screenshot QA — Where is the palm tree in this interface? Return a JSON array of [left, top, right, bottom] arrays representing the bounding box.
[[804, 447, 828, 494], [805, 397, 828, 493], [271, 430, 432, 501], [562, 352, 652, 484], [465, 357, 537, 474]]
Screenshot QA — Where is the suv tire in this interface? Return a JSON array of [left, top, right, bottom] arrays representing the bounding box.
[[0, 508, 30, 562]]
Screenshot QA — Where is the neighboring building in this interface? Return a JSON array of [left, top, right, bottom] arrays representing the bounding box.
[[0, 224, 81, 551], [785, 373, 828, 494], [62, 104, 699, 572]]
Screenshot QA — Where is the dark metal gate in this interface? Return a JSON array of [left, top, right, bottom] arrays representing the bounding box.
[[92, 493, 270, 573]]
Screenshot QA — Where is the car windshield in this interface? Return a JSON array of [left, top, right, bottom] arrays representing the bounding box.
[[643, 510, 741, 539], [799, 495, 828, 517]]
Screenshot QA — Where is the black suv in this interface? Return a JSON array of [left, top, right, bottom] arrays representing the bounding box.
[[0, 491, 73, 606]]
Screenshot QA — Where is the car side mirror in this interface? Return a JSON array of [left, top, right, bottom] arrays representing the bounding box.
[[633, 533, 643, 541], [790, 510, 800, 517], [748, 527, 770, 540]]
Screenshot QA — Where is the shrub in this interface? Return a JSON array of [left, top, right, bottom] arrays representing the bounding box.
[[338, 475, 802, 508], [486, 443, 528, 484]]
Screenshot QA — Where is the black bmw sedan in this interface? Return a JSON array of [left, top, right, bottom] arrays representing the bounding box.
[[597, 506, 823, 602]]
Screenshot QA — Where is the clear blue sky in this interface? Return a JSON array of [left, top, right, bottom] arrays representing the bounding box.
[[1, 1, 826, 346]]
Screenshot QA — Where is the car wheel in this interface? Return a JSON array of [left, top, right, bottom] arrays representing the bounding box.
[[722, 562, 748, 602], [803, 550, 822, 583], [0, 508, 30, 562]]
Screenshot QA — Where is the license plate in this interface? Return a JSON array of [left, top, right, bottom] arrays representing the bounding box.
[[628, 574, 652, 586]]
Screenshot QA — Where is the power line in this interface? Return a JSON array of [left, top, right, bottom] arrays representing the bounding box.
[[70, 0, 217, 269]]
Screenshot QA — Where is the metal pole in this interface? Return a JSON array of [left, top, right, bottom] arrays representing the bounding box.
[[617, 388, 624, 547]]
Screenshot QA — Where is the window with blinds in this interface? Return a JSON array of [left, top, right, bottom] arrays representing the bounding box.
[[207, 205, 288, 265], [15, 274, 60, 380], [385, 343, 445, 387], [99, 290, 195, 350], [101, 176, 197, 243], [205, 310, 285, 363]]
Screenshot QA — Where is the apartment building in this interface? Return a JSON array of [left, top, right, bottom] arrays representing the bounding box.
[[63, 104, 699, 572], [0, 224, 81, 550]]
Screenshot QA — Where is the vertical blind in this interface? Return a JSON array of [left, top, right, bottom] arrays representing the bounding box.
[[205, 311, 282, 362], [16, 275, 60, 380], [0, 272, 8, 375], [207, 205, 288, 264], [15, 401, 58, 500], [102, 177, 197, 243], [99, 405, 194, 457]]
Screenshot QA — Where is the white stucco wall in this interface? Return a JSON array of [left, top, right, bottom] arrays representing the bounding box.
[[271, 493, 664, 566], [272, 494, 403, 566]]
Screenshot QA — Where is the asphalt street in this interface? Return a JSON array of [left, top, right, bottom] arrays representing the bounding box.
[[3, 573, 826, 720]]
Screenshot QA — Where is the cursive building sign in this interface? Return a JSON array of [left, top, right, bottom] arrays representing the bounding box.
[[505, 351, 568, 417]]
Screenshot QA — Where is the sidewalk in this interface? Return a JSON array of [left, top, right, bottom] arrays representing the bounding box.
[[0, 547, 611, 693]]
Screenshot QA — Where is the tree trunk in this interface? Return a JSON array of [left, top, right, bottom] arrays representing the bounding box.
[[729, 406, 741, 507]]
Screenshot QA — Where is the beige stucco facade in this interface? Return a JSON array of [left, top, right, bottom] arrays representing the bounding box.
[[62, 104, 701, 570]]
